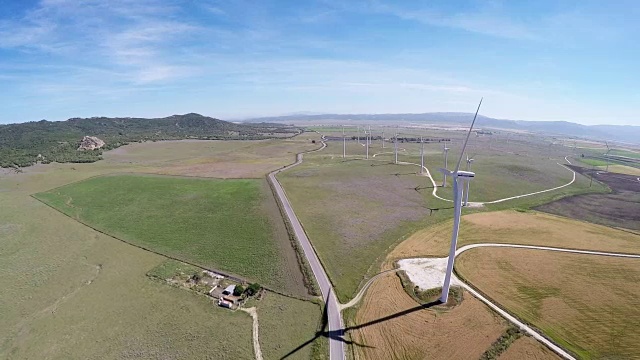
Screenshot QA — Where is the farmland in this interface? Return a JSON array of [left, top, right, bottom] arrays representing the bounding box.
[[350, 272, 509, 360], [34, 174, 305, 295], [257, 293, 326, 360], [0, 169, 254, 359], [390, 210, 640, 259], [353, 209, 640, 359], [0, 137, 325, 359], [499, 336, 560, 360], [456, 247, 640, 359], [278, 129, 599, 300], [536, 166, 640, 231]]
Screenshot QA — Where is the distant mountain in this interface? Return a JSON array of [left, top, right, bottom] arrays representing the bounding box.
[[244, 112, 639, 145], [0, 113, 298, 168]]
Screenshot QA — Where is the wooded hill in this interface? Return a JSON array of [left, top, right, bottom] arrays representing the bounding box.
[[0, 113, 299, 168]]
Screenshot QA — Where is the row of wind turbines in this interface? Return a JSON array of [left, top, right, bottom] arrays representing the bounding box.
[[338, 99, 484, 304], [340, 123, 478, 208]]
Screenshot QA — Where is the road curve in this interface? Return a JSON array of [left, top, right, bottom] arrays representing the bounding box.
[[370, 152, 576, 205], [268, 139, 345, 360], [339, 269, 400, 310], [454, 243, 640, 360]]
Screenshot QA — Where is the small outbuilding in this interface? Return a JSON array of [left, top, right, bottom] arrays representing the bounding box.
[[222, 285, 236, 296]]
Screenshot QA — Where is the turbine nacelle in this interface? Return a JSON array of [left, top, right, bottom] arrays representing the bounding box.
[[438, 168, 475, 179]]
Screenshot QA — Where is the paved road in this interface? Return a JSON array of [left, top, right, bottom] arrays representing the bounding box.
[[454, 243, 640, 360], [268, 140, 345, 360]]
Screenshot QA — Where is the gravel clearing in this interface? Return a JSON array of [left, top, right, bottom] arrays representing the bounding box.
[[398, 257, 460, 290]]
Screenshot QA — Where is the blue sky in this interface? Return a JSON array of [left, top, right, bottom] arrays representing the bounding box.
[[0, 0, 638, 125]]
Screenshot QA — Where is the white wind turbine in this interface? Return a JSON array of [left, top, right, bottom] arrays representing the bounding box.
[[342, 125, 346, 159], [394, 126, 399, 164], [441, 144, 450, 187], [420, 135, 425, 175], [463, 155, 474, 206], [366, 126, 370, 159], [440, 98, 483, 303], [382, 130, 385, 148], [604, 141, 612, 172]]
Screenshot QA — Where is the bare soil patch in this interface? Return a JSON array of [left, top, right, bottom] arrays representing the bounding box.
[[536, 165, 640, 231], [351, 272, 507, 360], [457, 247, 640, 359], [499, 336, 561, 360]]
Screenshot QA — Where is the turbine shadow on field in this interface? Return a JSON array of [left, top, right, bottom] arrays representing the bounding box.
[[281, 299, 441, 359]]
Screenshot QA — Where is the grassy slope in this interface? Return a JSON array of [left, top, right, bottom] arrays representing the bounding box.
[[277, 135, 598, 301], [0, 138, 324, 359], [0, 171, 253, 359], [257, 293, 327, 360], [457, 248, 640, 359], [34, 175, 291, 292]]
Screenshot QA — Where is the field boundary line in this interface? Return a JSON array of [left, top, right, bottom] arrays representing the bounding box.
[[28, 193, 309, 299], [453, 242, 640, 360]]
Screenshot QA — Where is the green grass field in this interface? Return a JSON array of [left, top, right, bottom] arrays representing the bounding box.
[[34, 174, 299, 293], [1, 137, 327, 359], [257, 293, 327, 360]]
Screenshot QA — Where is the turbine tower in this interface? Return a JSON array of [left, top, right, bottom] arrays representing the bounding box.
[[604, 141, 611, 172], [463, 155, 474, 206], [441, 144, 450, 187], [420, 135, 425, 175], [366, 127, 370, 159], [342, 125, 346, 159], [382, 131, 385, 148], [440, 98, 483, 304], [394, 127, 399, 164]]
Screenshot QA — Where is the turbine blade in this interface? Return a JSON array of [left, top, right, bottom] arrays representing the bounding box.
[[454, 98, 483, 172]]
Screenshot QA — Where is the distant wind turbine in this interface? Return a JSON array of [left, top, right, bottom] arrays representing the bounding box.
[[394, 126, 399, 164], [440, 98, 483, 304], [463, 155, 474, 206], [366, 127, 370, 159], [441, 144, 450, 187], [420, 135, 425, 175], [605, 141, 612, 172], [342, 125, 346, 159]]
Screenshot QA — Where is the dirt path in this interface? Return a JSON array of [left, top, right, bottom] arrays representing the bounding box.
[[339, 269, 399, 310], [399, 243, 640, 360], [240, 307, 263, 360]]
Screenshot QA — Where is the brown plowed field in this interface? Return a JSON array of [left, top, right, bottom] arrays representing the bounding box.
[[535, 165, 640, 231], [499, 336, 561, 360], [351, 272, 507, 360], [457, 247, 640, 359]]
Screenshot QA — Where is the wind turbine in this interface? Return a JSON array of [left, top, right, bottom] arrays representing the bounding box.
[[420, 135, 425, 175], [394, 126, 399, 164], [440, 98, 483, 304], [366, 127, 370, 159], [441, 144, 450, 187], [463, 155, 474, 206], [342, 125, 346, 159], [382, 130, 385, 148], [604, 141, 612, 172]]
